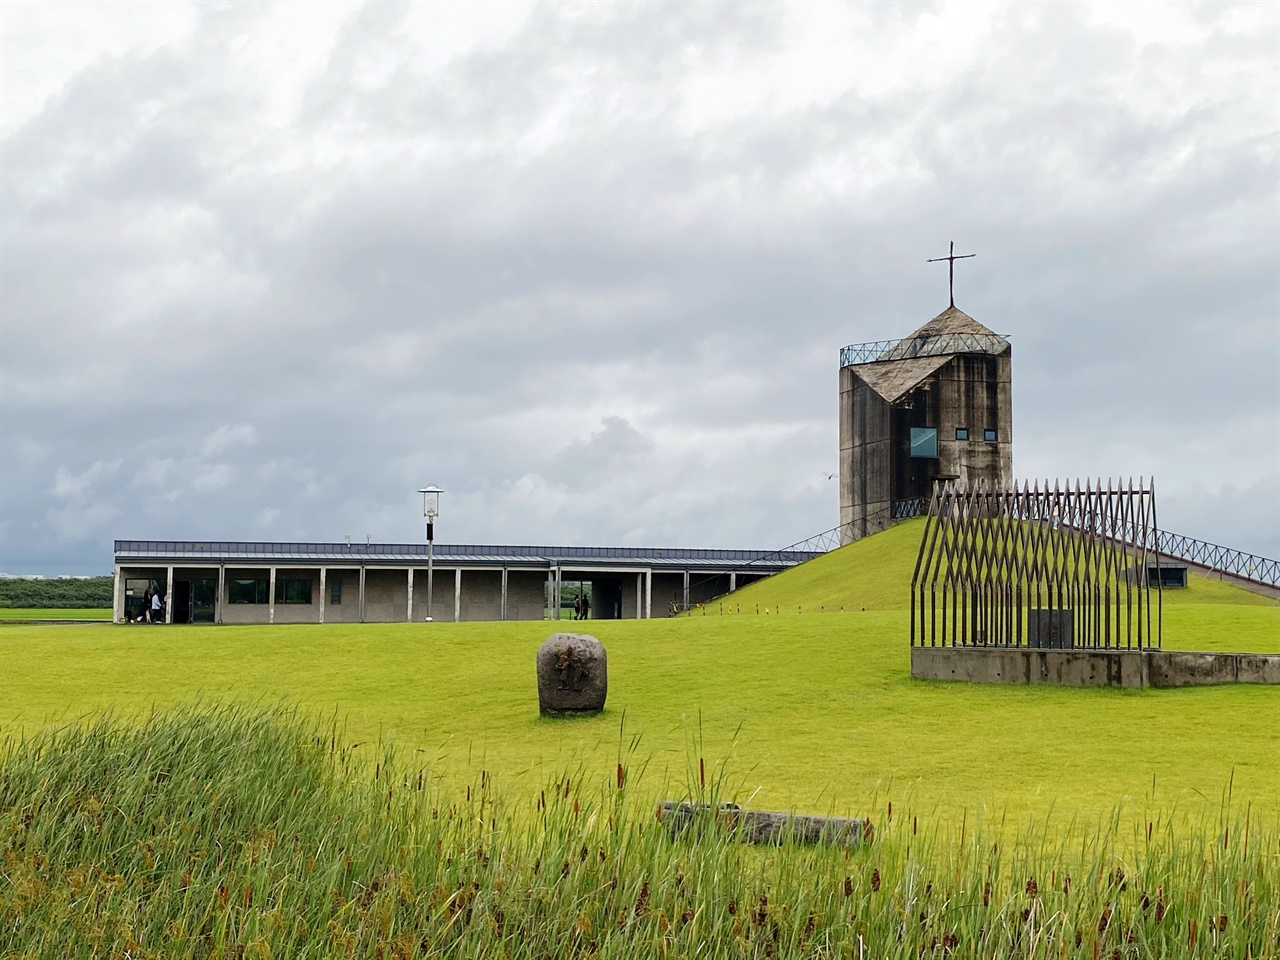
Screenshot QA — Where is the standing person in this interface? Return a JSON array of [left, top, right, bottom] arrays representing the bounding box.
[[142, 590, 152, 623], [573, 593, 584, 621], [151, 589, 163, 624], [580, 590, 590, 621]]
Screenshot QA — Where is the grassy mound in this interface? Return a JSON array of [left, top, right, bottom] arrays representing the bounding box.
[[3, 706, 1275, 958], [728, 519, 927, 612], [724, 519, 1275, 613]]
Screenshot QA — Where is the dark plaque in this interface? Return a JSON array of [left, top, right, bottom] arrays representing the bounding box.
[[1028, 609, 1073, 649]]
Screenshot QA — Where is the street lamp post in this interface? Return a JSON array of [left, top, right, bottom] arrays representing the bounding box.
[[418, 484, 444, 621]]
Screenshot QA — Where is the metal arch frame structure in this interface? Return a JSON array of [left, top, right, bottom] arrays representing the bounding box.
[[911, 478, 1162, 650]]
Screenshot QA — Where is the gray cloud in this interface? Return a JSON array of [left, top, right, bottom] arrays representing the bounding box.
[[1, 0, 1276, 573]]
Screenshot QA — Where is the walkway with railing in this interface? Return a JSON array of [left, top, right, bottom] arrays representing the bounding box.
[[1148, 530, 1279, 587]]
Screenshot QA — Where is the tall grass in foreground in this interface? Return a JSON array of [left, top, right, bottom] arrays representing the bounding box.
[[2, 706, 1275, 959]]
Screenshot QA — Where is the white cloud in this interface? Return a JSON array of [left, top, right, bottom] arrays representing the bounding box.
[[133, 458, 175, 489], [201, 424, 258, 458], [191, 463, 232, 492], [52, 459, 120, 499]]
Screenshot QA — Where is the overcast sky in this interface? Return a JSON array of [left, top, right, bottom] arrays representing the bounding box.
[[1, 0, 1277, 575]]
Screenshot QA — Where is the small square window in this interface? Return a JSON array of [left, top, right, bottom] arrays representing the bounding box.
[[984, 428, 998, 442], [955, 427, 969, 441]]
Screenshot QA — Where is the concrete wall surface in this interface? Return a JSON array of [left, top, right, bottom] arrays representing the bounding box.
[[322, 569, 361, 623], [911, 646, 1147, 688], [912, 646, 1280, 689], [1146, 651, 1280, 687]]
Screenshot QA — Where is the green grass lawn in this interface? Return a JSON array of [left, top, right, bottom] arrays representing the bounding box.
[[0, 607, 112, 620], [3, 606, 1277, 831], [10, 706, 1273, 958], [3, 525, 1275, 831]]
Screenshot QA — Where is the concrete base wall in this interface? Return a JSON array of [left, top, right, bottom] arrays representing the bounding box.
[[912, 646, 1280, 689], [911, 646, 1147, 688], [1146, 650, 1280, 687]]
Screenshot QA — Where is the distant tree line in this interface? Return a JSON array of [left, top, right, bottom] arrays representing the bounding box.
[[0, 577, 113, 608]]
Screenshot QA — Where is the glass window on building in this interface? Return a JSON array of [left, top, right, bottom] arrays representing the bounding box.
[[229, 578, 268, 604], [275, 578, 312, 604], [330, 576, 342, 605], [910, 427, 939, 458], [955, 427, 969, 441], [984, 428, 998, 442]]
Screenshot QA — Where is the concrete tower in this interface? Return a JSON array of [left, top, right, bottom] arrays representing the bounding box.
[[838, 305, 1012, 542]]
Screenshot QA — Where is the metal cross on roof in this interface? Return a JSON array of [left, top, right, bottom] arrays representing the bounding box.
[[926, 241, 976, 307]]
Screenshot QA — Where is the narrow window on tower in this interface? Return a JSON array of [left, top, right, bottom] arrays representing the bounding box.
[[910, 427, 938, 458], [984, 428, 998, 442], [955, 427, 969, 441]]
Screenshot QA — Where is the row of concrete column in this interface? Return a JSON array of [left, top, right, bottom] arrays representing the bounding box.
[[115, 564, 738, 623], [116, 565, 497, 624]]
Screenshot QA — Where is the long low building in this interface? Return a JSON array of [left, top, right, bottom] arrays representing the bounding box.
[[112, 539, 820, 624]]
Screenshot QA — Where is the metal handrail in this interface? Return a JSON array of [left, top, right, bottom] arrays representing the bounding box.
[[1149, 530, 1278, 586], [840, 333, 1008, 367]]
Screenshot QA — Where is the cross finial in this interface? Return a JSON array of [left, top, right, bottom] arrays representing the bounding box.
[[926, 241, 975, 308]]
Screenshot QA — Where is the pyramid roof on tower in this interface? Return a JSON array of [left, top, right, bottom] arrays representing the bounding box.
[[902, 305, 1004, 342]]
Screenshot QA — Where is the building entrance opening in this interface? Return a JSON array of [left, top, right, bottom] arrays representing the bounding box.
[[551, 579, 624, 621], [171, 578, 216, 624], [556, 580, 598, 621], [591, 579, 623, 620]]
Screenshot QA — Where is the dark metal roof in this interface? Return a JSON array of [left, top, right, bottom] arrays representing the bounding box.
[[113, 539, 820, 571]]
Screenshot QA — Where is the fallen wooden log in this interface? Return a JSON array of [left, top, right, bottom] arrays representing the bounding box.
[[655, 801, 872, 847]]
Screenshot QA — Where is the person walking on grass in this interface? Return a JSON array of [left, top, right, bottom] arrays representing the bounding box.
[[151, 590, 163, 624], [142, 589, 152, 623], [580, 590, 590, 621]]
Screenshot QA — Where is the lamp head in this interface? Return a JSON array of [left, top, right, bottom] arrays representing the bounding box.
[[418, 483, 444, 519]]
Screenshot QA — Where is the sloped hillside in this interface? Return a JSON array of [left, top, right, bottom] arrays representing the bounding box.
[[726, 518, 926, 612], [722, 517, 1274, 613]]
